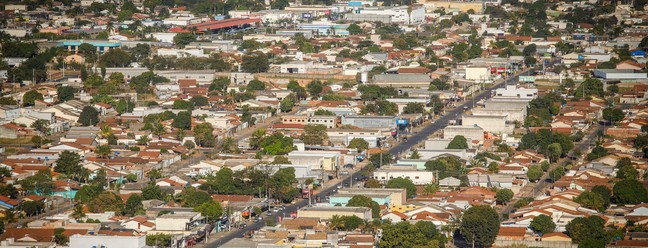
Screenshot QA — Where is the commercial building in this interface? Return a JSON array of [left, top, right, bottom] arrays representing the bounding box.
[[297, 206, 372, 221], [593, 69, 648, 80], [331, 188, 407, 207], [152, 212, 205, 234], [288, 151, 341, 171], [341, 115, 397, 130], [372, 165, 434, 185], [462, 114, 514, 134], [346, 5, 425, 24], [443, 126, 484, 141], [493, 85, 538, 100], [326, 128, 385, 148]]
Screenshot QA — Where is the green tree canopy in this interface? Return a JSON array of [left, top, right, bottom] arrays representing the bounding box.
[[386, 177, 417, 198], [496, 188, 514, 204], [57, 86, 76, 102], [124, 193, 144, 216], [300, 124, 329, 145], [527, 164, 543, 182], [574, 191, 605, 212], [194, 200, 223, 221], [613, 179, 648, 204], [172, 111, 192, 130], [530, 214, 555, 235], [22, 90, 43, 106], [260, 133, 294, 155], [78, 106, 100, 126], [460, 205, 500, 247], [447, 135, 468, 149], [87, 191, 125, 213], [173, 33, 196, 48], [565, 216, 607, 245], [347, 138, 369, 152]]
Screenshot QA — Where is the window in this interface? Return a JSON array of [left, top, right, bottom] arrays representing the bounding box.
[[415, 176, 419, 179]]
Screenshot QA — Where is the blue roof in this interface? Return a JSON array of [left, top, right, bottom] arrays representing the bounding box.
[[57, 40, 122, 47]]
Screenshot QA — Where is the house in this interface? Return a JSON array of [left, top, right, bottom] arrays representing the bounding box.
[[122, 216, 155, 232], [496, 226, 528, 241]]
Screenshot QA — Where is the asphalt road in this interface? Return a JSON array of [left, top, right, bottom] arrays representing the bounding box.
[[390, 69, 532, 155], [206, 68, 533, 247]]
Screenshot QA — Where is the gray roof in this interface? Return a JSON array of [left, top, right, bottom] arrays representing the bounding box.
[[372, 74, 431, 84]]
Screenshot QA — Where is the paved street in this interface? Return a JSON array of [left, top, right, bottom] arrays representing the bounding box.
[[203, 68, 533, 247]]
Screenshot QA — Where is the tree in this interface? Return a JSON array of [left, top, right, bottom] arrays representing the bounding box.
[[587, 146, 608, 161], [172, 99, 193, 111], [613, 179, 648, 204], [530, 214, 555, 235], [574, 191, 605, 212], [194, 200, 223, 221], [241, 52, 269, 73], [347, 23, 363, 35], [548, 166, 565, 182], [75, 185, 103, 203], [142, 183, 165, 200], [347, 138, 369, 152], [179, 187, 212, 208], [270, 0, 289, 9], [0, 97, 17, 105], [22, 90, 43, 106], [173, 33, 196, 48], [190, 95, 209, 107], [31, 119, 50, 136], [369, 152, 393, 168], [526, 164, 543, 182], [172, 111, 192, 130], [78, 106, 99, 126], [447, 135, 468, 149], [271, 156, 291, 164], [260, 133, 294, 155], [115, 99, 134, 114], [20, 169, 54, 196], [54, 228, 69, 245], [410, 150, 421, 159], [146, 234, 172, 247], [87, 191, 124, 213], [365, 179, 382, 188], [602, 107, 625, 124], [20, 201, 44, 216], [496, 188, 514, 204], [402, 102, 426, 114], [546, 143, 562, 163], [616, 158, 638, 180], [330, 215, 365, 231], [386, 178, 417, 198], [247, 79, 266, 91], [57, 86, 76, 102], [314, 109, 335, 116], [280, 97, 294, 112], [460, 205, 500, 247], [78, 43, 97, 64], [306, 80, 324, 98], [485, 162, 498, 173], [591, 185, 612, 208], [209, 77, 229, 93], [54, 150, 82, 178], [194, 123, 215, 147], [124, 193, 144, 216], [98, 48, 131, 67], [346, 195, 380, 218], [566, 216, 607, 245], [301, 124, 329, 145]]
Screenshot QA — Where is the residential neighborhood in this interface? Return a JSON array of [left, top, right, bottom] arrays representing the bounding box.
[[1, 0, 648, 248]]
